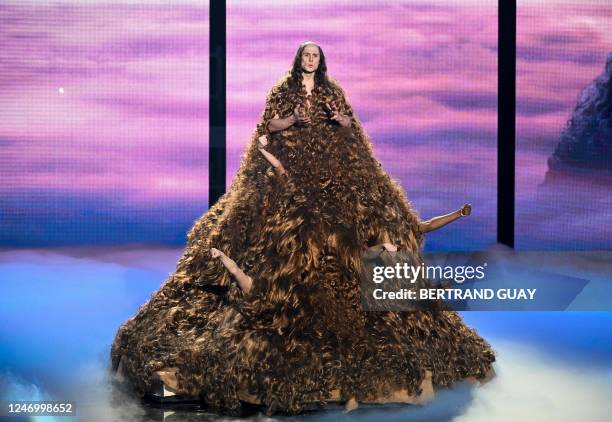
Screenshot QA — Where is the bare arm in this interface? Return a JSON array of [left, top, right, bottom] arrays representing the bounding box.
[[418, 204, 471, 234], [257, 136, 286, 176], [268, 114, 296, 133], [268, 107, 310, 133], [210, 248, 253, 293]]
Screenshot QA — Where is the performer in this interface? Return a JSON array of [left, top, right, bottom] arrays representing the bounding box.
[[111, 41, 495, 415]]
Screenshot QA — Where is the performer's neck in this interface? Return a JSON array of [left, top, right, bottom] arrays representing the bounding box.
[[302, 71, 315, 82]]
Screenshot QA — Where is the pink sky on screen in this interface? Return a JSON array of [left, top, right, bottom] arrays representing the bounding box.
[[515, 0, 612, 249], [0, 2, 209, 204], [226, 1, 498, 249], [227, 1, 498, 186], [228, 1, 611, 178], [1, 0, 609, 247], [516, 0, 612, 187], [517, 1, 612, 147]]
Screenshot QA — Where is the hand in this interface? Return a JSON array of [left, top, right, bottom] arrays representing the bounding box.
[[381, 242, 398, 252], [328, 103, 350, 127], [257, 136, 287, 176], [257, 135, 268, 149], [210, 247, 223, 259], [460, 203, 472, 217], [293, 106, 311, 125]]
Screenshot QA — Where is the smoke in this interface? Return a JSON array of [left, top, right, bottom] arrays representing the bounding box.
[[0, 369, 46, 401], [0, 247, 611, 421], [453, 342, 612, 422]]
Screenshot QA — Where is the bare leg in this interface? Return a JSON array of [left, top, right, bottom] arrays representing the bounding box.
[[155, 367, 180, 393], [419, 203, 471, 234], [210, 248, 253, 293], [258, 135, 287, 176]]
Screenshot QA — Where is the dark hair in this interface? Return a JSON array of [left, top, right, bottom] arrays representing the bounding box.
[[289, 42, 329, 91]]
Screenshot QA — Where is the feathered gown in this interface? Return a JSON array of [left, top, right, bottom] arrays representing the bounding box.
[[110, 77, 496, 415]]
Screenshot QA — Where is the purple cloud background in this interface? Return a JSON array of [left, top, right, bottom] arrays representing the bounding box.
[[0, 1, 209, 245], [516, 0, 612, 249], [1, 1, 609, 249], [227, 1, 498, 251]]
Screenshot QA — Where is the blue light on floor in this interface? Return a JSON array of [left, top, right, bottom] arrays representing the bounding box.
[[0, 248, 610, 421]]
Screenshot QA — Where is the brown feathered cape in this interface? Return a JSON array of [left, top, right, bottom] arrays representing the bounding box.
[[111, 76, 495, 415]]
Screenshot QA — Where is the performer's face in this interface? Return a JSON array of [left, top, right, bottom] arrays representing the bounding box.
[[301, 44, 320, 73]]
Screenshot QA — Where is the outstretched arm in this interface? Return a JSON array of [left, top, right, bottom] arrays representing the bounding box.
[[257, 136, 287, 176], [210, 248, 253, 293], [418, 204, 471, 234]]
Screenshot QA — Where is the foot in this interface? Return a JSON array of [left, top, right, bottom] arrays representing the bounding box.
[[155, 368, 180, 394], [344, 396, 358, 413]]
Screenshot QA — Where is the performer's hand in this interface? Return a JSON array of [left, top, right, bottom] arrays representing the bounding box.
[[328, 103, 350, 127], [257, 141, 287, 177], [210, 248, 223, 258], [257, 135, 268, 149], [293, 106, 311, 125], [381, 242, 398, 252], [460, 203, 472, 217]]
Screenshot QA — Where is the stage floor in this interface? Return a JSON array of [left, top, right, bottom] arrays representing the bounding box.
[[1, 246, 611, 421]]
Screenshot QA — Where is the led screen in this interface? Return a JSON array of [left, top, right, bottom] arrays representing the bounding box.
[[227, 0, 497, 252], [0, 1, 209, 246], [516, 0, 612, 249]]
